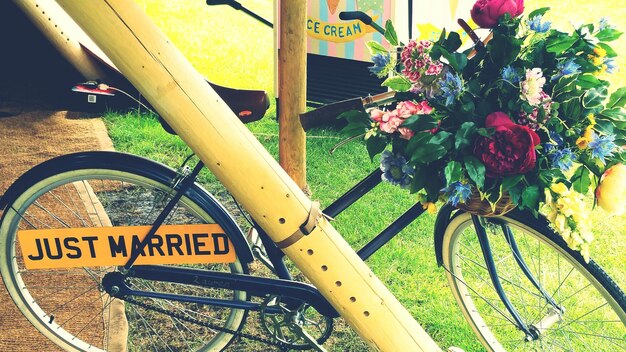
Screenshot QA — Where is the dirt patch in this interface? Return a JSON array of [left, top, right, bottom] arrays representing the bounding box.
[[0, 110, 112, 352]]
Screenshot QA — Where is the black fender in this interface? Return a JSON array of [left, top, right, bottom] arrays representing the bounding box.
[[0, 151, 254, 264], [433, 203, 458, 266]]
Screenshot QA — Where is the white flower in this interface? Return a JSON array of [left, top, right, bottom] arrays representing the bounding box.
[[521, 68, 546, 106]]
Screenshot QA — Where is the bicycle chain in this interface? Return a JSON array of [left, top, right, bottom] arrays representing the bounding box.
[[122, 295, 293, 350]]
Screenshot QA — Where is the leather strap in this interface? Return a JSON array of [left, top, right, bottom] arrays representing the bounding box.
[[275, 201, 322, 249]]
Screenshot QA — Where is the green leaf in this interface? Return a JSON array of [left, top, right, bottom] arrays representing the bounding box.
[[339, 109, 370, 124], [366, 41, 388, 55], [430, 131, 453, 150], [444, 31, 462, 52], [583, 86, 608, 108], [410, 144, 447, 163], [455, 122, 477, 150], [405, 132, 432, 155], [382, 76, 412, 92], [546, 35, 578, 53], [445, 161, 463, 185], [572, 165, 591, 193], [464, 156, 486, 190], [478, 128, 494, 137], [521, 185, 540, 215], [607, 87, 626, 108], [561, 98, 582, 121], [442, 51, 468, 72], [340, 122, 367, 138], [384, 20, 399, 46], [410, 165, 427, 193], [596, 28, 623, 42], [600, 107, 626, 122], [502, 175, 524, 191], [528, 7, 550, 19], [552, 74, 578, 96], [401, 114, 438, 131], [366, 136, 387, 160], [577, 74, 604, 89], [538, 169, 566, 187]]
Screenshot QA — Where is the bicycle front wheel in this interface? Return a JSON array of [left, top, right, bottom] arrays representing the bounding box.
[[441, 211, 626, 351], [0, 152, 250, 352]]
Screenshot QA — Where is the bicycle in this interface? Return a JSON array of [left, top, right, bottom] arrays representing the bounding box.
[[1, 7, 625, 352]]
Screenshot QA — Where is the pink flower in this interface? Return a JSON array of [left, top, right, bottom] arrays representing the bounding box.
[[419, 101, 434, 114], [471, 0, 524, 28], [398, 127, 415, 140], [400, 39, 443, 84], [370, 108, 385, 123], [379, 111, 403, 133], [396, 101, 421, 117], [426, 63, 444, 76], [474, 112, 540, 177], [521, 68, 546, 106]]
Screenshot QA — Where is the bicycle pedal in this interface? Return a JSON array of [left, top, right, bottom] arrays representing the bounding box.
[[246, 228, 275, 270], [246, 228, 266, 254]]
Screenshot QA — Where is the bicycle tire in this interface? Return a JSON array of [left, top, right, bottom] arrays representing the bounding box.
[[441, 210, 626, 351], [0, 151, 251, 352]]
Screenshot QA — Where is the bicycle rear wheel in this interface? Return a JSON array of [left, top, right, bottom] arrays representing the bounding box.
[[441, 211, 626, 351], [0, 152, 250, 352]]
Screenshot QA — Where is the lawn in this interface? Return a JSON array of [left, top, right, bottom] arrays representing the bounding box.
[[102, 1, 626, 350]]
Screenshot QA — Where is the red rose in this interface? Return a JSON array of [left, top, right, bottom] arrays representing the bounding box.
[[471, 0, 524, 28], [474, 112, 540, 177]]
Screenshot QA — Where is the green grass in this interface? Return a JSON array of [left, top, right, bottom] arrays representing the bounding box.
[[103, 1, 626, 350]]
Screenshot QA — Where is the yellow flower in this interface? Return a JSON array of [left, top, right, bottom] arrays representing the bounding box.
[[576, 126, 595, 149], [576, 136, 590, 149], [587, 113, 596, 126], [422, 202, 437, 214], [550, 183, 568, 195], [594, 46, 607, 58], [592, 56, 603, 66], [596, 163, 626, 214]]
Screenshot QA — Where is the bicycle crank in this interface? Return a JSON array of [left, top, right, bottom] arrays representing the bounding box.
[[260, 295, 333, 351]]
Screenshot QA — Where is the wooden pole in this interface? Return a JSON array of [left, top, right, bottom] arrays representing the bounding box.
[[55, 2, 441, 350], [278, 0, 308, 190], [12, 0, 110, 80]]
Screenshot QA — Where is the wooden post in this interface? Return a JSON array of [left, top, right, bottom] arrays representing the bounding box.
[[278, 0, 308, 190], [12, 0, 110, 80], [55, 2, 441, 350]]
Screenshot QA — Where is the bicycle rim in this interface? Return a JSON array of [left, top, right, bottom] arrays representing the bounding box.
[[442, 212, 626, 351], [0, 166, 248, 352]]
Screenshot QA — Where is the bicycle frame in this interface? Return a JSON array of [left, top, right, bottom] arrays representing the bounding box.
[[53, 2, 569, 350]]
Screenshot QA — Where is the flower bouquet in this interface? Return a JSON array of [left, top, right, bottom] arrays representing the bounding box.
[[341, 0, 626, 260]]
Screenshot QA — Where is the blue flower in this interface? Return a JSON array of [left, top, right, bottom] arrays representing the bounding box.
[[501, 65, 521, 84], [543, 132, 564, 153], [599, 17, 614, 31], [440, 72, 464, 107], [528, 15, 551, 33], [549, 148, 577, 172], [380, 151, 413, 188], [551, 59, 581, 81], [588, 133, 617, 164], [441, 182, 473, 206], [604, 58, 618, 74], [369, 53, 390, 75]]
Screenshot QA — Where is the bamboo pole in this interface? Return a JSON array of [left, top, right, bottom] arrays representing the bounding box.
[[55, 2, 441, 350], [12, 0, 109, 80], [278, 0, 308, 190]]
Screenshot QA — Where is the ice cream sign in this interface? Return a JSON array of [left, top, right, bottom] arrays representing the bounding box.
[[307, 0, 379, 43], [307, 0, 392, 61]]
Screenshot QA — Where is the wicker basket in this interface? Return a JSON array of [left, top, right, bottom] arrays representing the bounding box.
[[455, 190, 516, 217]]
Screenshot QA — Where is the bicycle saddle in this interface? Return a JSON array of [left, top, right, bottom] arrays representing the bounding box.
[[158, 80, 270, 134]]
